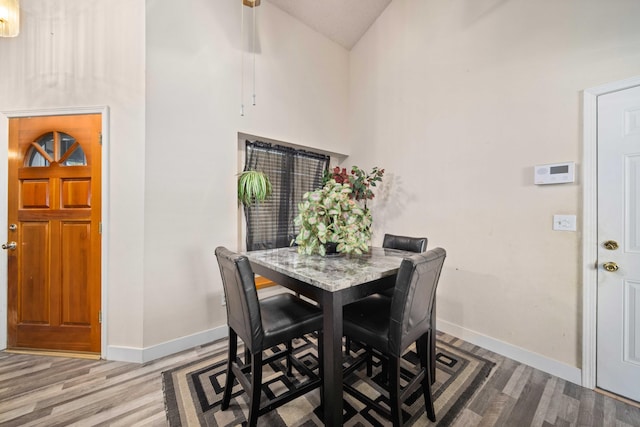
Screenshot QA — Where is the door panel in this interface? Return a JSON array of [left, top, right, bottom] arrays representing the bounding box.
[[61, 221, 91, 325], [6, 114, 101, 353], [626, 281, 640, 365], [628, 155, 640, 252], [19, 222, 49, 324], [22, 180, 50, 208], [62, 180, 91, 208], [597, 85, 640, 402]]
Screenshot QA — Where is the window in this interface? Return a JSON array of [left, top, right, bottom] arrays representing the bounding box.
[[243, 140, 329, 251], [26, 131, 87, 167]]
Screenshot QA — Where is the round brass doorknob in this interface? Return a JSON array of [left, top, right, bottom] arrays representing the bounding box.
[[603, 262, 619, 272]]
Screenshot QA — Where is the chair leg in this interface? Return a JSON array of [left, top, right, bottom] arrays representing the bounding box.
[[222, 328, 238, 410], [430, 306, 437, 385], [380, 352, 389, 382], [286, 340, 293, 376], [247, 351, 263, 427], [366, 345, 374, 377], [418, 335, 436, 422], [244, 347, 251, 368], [317, 332, 324, 409], [388, 356, 403, 427]]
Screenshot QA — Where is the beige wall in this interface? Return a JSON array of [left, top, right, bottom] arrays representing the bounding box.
[[0, 0, 147, 351], [143, 1, 349, 347], [0, 0, 348, 354], [348, 0, 640, 368]]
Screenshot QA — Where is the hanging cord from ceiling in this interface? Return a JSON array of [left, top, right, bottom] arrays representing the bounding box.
[[252, 2, 257, 106], [240, 1, 245, 116], [240, 0, 260, 116]]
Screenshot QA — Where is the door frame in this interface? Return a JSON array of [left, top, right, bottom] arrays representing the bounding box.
[[0, 106, 109, 358], [582, 75, 640, 389]]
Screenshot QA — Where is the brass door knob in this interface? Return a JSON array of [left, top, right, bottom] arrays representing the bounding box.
[[603, 262, 619, 272], [603, 240, 619, 250]]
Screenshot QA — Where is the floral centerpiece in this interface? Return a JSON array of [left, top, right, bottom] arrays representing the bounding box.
[[293, 166, 385, 256], [324, 165, 385, 209]]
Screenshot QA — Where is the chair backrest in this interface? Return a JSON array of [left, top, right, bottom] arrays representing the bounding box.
[[215, 247, 263, 353], [388, 248, 446, 357], [382, 233, 428, 253]]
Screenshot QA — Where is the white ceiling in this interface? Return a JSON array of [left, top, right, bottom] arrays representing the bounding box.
[[266, 0, 392, 50]]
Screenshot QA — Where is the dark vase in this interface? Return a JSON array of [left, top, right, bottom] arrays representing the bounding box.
[[324, 242, 339, 255]]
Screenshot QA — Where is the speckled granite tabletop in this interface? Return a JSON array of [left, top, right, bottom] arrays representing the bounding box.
[[245, 246, 412, 292]]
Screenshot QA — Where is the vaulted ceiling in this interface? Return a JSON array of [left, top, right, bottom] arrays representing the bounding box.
[[266, 0, 392, 50]]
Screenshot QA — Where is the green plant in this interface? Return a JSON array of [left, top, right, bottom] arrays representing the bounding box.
[[323, 165, 385, 208], [237, 170, 272, 206], [293, 180, 372, 256]]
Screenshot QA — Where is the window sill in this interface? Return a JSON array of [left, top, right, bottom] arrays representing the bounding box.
[[255, 276, 276, 290]]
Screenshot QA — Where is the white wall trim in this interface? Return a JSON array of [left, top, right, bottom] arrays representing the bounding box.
[[581, 75, 640, 390], [582, 88, 598, 390], [106, 325, 228, 363], [0, 106, 109, 356], [0, 106, 110, 118], [99, 108, 110, 360], [0, 113, 7, 350], [438, 319, 582, 385]]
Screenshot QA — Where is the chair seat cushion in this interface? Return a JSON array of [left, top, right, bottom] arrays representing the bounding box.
[[343, 294, 391, 352], [260, 293, 323, 349]]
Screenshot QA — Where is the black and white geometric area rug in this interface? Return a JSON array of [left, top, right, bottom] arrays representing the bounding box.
[[163, 334, 494, 426]]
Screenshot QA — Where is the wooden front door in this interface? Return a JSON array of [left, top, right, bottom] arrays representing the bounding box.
[[6, 114, 102, 353]]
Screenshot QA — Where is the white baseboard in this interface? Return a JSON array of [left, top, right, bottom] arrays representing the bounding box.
[[105, 316, 583, 387], [106, 325, 228, 363], [437, 319, 582, 386], [105, 287, 287, 364], [103, 286, 288, 363]]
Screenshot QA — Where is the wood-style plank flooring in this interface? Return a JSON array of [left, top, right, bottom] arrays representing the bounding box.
[[1, 332, 639, 426]]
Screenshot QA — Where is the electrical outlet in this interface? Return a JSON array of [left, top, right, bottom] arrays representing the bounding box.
[[221, 294, 226, 306]]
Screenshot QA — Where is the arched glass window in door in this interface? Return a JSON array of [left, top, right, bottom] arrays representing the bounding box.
[[25, 131, 87, 167]]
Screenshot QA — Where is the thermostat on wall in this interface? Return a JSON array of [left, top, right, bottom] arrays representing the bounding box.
[[534, 162, 575, 185]]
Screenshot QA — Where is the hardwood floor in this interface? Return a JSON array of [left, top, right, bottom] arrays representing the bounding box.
[[1, 332, 639, 426]]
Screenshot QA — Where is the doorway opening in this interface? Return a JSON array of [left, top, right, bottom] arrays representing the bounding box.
[[1, 107, 109, 358], [582, 76, 640, 398]]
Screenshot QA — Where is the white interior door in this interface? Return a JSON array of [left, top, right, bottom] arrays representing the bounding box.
[[596, 85, 640, 402]]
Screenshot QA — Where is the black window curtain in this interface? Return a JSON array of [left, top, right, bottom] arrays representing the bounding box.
[[244, 141, 330, 251]]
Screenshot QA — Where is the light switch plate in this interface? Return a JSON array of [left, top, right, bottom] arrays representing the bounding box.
[[553, 214, 577, 231]]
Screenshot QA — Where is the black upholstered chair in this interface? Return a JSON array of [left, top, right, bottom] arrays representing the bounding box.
[[382, 233, 428, 253], [379, 234, 428, 298], [344, 233, 428, 355], [380, 234, 436, 385], [215, 247, 324, 427], [342, 248, 446, 426]]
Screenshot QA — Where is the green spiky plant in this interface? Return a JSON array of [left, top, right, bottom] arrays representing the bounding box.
[[238, 170, 272, 206]]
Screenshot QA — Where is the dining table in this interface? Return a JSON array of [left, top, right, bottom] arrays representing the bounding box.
[[245, 245, 431, 427]]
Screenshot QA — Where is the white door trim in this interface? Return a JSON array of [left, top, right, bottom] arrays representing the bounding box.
[[0, 106, 110, 359], [582, 76, 640, 389]]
